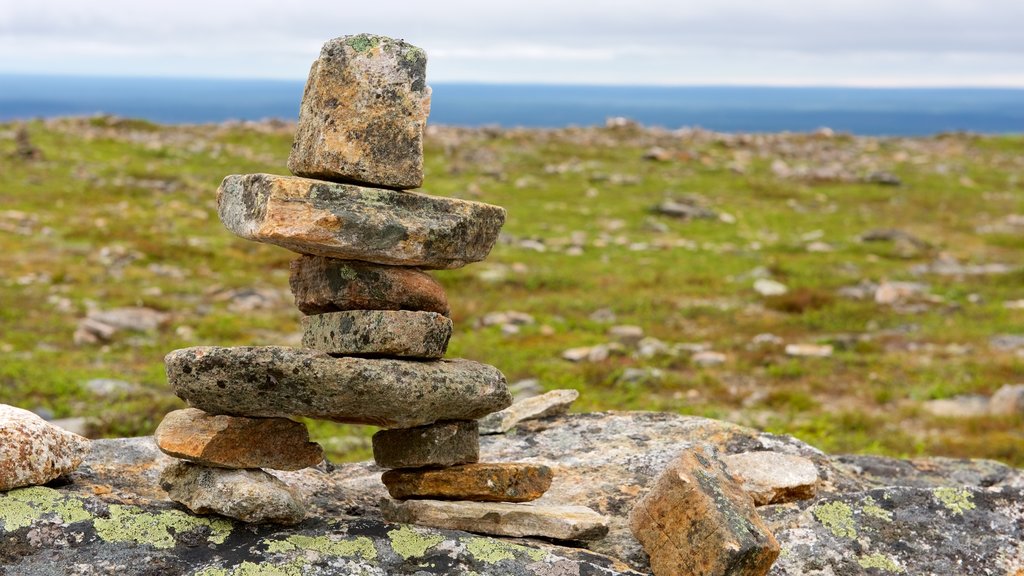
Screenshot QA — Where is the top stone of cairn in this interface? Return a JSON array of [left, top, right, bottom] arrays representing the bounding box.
[[287, 34, 431, 190]]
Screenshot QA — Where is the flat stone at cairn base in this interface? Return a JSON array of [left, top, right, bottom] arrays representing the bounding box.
[[217, 174, 506, 269], [629, 444, 780, 576], [160, 461, 307, 525], [302, 310, 451, 359], [372, 420, 479, 469], [155, 408, 323, 471], [382, 463, 552, 502], [288, 34, 430, 190], [289, 256, 449, 316], [381, 499, 609, 541], [166, 346, 511, 428]]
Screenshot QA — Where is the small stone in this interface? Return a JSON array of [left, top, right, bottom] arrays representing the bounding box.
[[924, 396, 991, 418], [692, 351, 727, 367], [381, 499, 608, 541], [160, 461, 306, 525], [989, 384, 1024, 416], [0, 405, 90, 491], [784, 343, 834, 358], [382, 463, 553, 502], [155, 408, 323, 471], [288, 34, 430, 190], [479, 389, 580, 435], [754, 279, 788, 296], [49, 417, 91, 437], [629, 444, 780, 576], [301, 310, 451, 359], [166, 346, 511, 428], [561, 347, 593, 362], [372, 420, 479, 469], [289, 256, 449, 316], [608, 325, 645, 346], [218, 174, 505, 269], [724, 452, 820, 505]]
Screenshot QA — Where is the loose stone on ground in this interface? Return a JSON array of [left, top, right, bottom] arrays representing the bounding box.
[[301, 310, 451, 359], [0, 404, 91, 491], [382, 463, 553, 502], [724, 451, 820, 505], [479, 389, 579, 434]]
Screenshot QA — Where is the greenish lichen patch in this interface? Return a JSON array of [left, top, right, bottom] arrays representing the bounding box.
[[93, 504, 232, 549], [812, 501, 857, 539], [465, 537, 546, 564], [388, 524, 444, 559], [347, 34, 380, 53], [0, 486, 91, 530], [857, 552, 904, 572], [861, 496, 893, 522], [197, 560, 306, 576], [263, 534, 376, 560], [933, 487, 975, 515]]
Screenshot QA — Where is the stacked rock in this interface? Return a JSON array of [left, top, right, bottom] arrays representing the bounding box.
[[155, 34, 555, 529]]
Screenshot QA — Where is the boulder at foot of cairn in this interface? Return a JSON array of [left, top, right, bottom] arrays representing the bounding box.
[[160, 461, 307, 525], [288, 34, 430, 190], [629, 444, 780, 576], [289, 255, 449, 316], [0, 404, 90, 491], [372, 420, 479, 469], [382, 498, 609, 541], [155, 408, 323, 471], [166, 346, 511, 428], [217, 173, 505, 269], [382, 462, 553, 502], [301, 310, 451, 359]]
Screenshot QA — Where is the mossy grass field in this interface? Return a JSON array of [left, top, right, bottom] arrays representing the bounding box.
[[1, 117, 1022, 465]]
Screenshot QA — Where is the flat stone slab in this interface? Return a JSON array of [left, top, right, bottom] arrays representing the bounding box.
[[629, 444, 780, 576], [218, 173, 505, 269], [160, 461, 307, 525], [289, 255, 449, 316], [155, 408, 323, 471], [1, 404, 90, 491], [382, 499, 609, 541], [288, 34, 430, 190], [372, 420, 479, 469], [382, 463, 553, 502], [301, 310, 451, 359], [166, 346, 511, 428], [724, 451, 819, 506], [479, 389, 579, 434]]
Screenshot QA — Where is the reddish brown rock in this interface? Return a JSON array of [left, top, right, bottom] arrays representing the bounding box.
[[154, 408, 323, 471], [289, 256, 449, 316], [217, 174, 505, 269], [301, 310, 451, 359], [288, 34, 430, 190], [382, 462, 552, 502], [628, 444, 780, 576], [372, 420, 479, 469], [0, 404, 90, 491]]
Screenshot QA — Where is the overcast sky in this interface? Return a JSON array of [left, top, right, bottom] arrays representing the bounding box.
[[1, 0, 1023, 86]]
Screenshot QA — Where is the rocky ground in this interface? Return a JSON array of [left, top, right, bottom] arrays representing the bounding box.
[[0, 117, 1022, 466]]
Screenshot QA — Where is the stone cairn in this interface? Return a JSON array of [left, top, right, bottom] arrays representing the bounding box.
[[154, 34, 572, 532]]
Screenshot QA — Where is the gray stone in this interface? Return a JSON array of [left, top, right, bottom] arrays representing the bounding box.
[[166, 346, 511, 428], [217, 173, 505, 269], [160, 461, 307, 525], [989, 384, 1024, 416], [301, 310, 451, 359], [372, 420, 479, 469], [923, 395, 991, 418], [0, 404, 90, 491], [724, 451, 820, 505], [288, 34, 430, 190], [479, 389, 579, 435], [382, 499, 609, 541], [289, 255, 449, 316]]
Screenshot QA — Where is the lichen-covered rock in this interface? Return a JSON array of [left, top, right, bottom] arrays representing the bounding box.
[[372, 420, 479, 469], [724, 451, 820, 505], [382, 499, 609, 541], [383, 463, 553, 502], [0, 404, 90, 491], [217, 173, 505, 269], [629, 444, 780, 576], [301, 310, 451, 359], [289, 255, 449, 316], [479, 389, 579, 435], [166, 346, 511, 428], [155, 408, 323, 471], [160, 461, 307, 525], [288, 34, 431, 190]]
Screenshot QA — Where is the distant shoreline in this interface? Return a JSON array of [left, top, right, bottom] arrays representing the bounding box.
[[2, 75, 1023, 136]]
